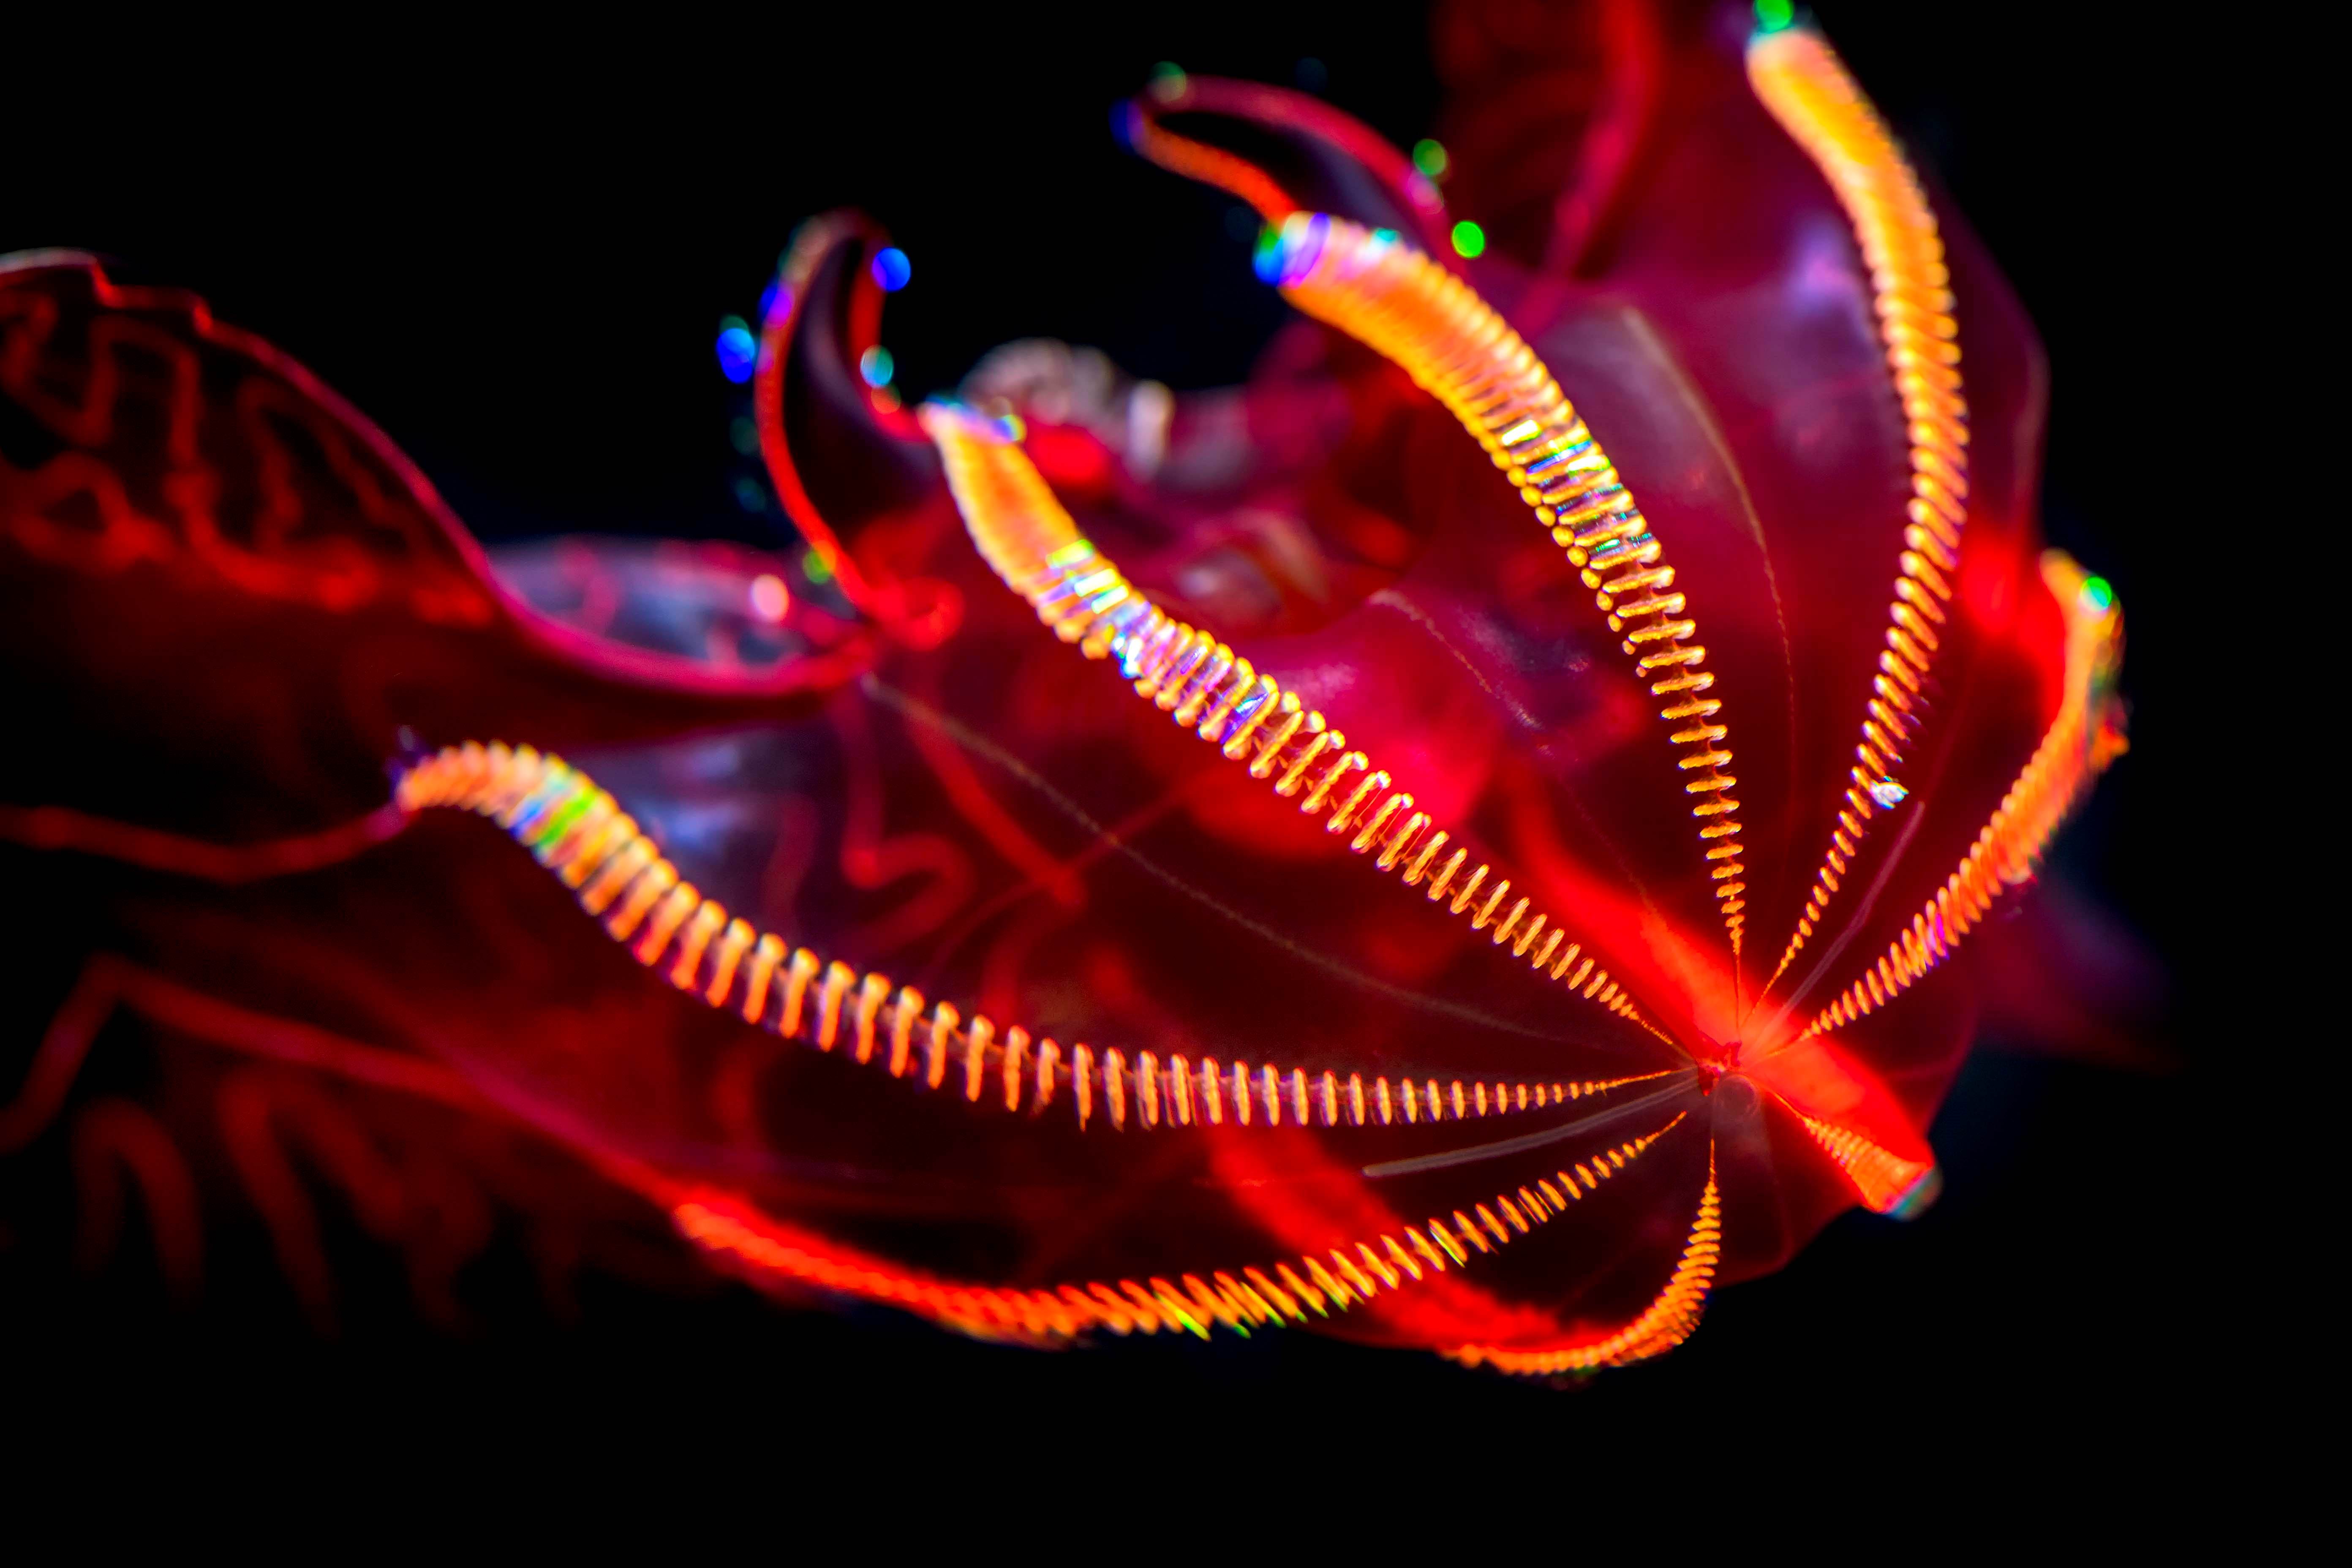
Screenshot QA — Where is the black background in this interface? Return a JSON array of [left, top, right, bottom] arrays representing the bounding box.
[[2, 3, 2244, 1492]]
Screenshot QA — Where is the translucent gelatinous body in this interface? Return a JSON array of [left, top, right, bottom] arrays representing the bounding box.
[[0, 5, 2124, 1370]]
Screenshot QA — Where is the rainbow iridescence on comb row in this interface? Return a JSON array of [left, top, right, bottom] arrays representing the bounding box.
[[0, 8, 2123, 1370]]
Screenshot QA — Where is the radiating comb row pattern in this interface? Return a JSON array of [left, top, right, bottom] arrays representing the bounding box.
[[922, 402, 1652, 1026], [1750, 25, 1974, 985], [394, 740, 1661, 1133], [675, 1109, 1696, 1363], [1256, 215, 1748, 953], [393, 742, 1708, 1362], [1807, 555, 2124, 1037]]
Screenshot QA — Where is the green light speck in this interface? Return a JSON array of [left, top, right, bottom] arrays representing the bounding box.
[[1449, 220, 1486, 259], [1755, 0, 1795, 31], [2081, 576, 2114, 611], [1411, 139, 1448, 180]]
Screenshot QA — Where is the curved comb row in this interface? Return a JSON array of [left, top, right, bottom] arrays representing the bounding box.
[[676, 1108, 1697, 1357], [920, 401, 1654, 1028], [1446, 1157, 1720, 1375], [1808, 555, 2124, 1037], [1749, 25, 1974, 985], [389, 739, 1707, 1354], [0, 13, 2142, 1381], [394, 741, 1660, 1130], [1793, 1113, 1936, 1217], [390, 743, 1731, 1354], [1253, 215, 1750, 956]]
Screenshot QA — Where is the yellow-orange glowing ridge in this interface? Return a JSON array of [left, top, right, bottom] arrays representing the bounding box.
[[1805, 553, 2125, 1039], [1750, 24, 1975, 986], [394, 740, 1661, 1132], [387, 739, 1715, 1353], [1246, 212, 1751, 955], [919, 400, 1651, 1026]]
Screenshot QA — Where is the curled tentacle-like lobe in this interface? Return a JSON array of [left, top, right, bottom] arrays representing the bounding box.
[[1122, 75, 1454, 257], [0, 3, 2126, 1368], [753, 213, 945, 625]]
